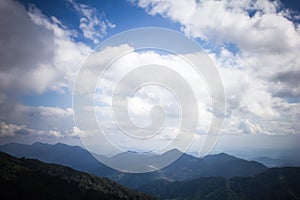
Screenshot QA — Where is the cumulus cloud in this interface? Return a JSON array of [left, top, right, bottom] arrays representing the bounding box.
[[272, 69, 300, 97], [72, 43, 218, 153], [71, 42, 299, 156], [131, 0, 300, 136], [0, 102, 73, 134], [0, 121, 52, 138], [0, 0, 91, 95], [0, 0, 55, 94], [0, 122, 25, 138], [135, 0, 300, 53], [0, 0, 92, 143], [93, 48, 212, 133]]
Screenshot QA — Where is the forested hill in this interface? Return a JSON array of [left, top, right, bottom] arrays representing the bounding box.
[[0, 151, 155, 200], [139, 167, 300, 200]]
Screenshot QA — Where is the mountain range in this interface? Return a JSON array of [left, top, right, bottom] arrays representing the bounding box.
[[0, 142, 267, 189], [1, 142, 299, 200]]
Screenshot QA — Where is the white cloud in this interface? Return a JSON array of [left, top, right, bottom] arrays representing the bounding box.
[[0, 103, 73, 132], [68, 0, 116, 44], [28, 5, 92, 92], [0, 0, 91, 95], [131, 0, 300, 136], [135, 0, 300, 53], [0, 0, 95, 143], [72, 41, 298, 156], [92, 48, 213, 135], [0, 121, 76, 140], [0, 122, 25, 138], [71, 43, 217, 153]]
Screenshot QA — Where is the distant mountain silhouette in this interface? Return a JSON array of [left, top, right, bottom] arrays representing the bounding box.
[[0, 151, 155, 200], [115, 150, 267, 188], [0, 143, 267, 189], [139, 167, 300, 200], [161, 152, 267, 180], [250, 156, 300, 167]]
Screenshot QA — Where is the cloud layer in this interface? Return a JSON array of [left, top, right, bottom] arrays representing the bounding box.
[[0, 0, 299, 154]]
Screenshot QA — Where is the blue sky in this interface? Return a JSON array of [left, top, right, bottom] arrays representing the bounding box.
[[1, 0, 300, 158]]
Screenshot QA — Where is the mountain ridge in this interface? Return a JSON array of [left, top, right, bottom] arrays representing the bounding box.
[[0, 142, 268, 189], [0, 142, 115, 176]]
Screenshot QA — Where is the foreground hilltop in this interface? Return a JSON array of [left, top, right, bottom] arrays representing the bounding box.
[[0, 151, 155, 200]]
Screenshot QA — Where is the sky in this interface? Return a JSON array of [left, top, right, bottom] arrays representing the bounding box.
[[0, 0, 300, 158]]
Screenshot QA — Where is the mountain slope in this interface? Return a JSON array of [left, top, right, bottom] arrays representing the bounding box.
[[0, 151, 155, 200], [139, 167, 300, 200]]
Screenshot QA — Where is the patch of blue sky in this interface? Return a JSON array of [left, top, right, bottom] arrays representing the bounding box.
[[286, 97, 300, 103], [20, 90, 72, 108]]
